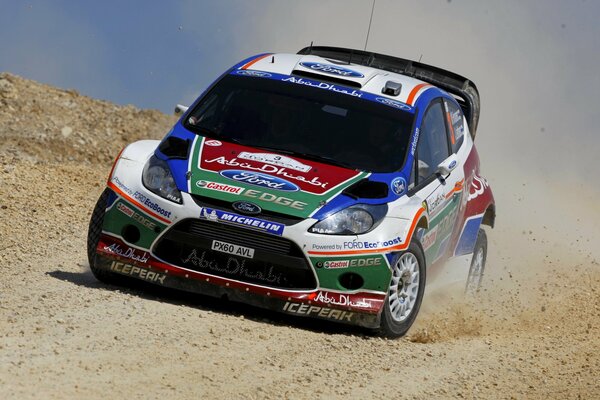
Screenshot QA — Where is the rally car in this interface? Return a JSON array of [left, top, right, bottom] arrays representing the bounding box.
[[87, 46, 495, 337]]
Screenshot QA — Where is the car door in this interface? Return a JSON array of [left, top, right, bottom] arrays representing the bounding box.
[[411, 98, 465, 265]]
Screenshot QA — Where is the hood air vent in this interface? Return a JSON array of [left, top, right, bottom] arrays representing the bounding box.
[[158, 136, 190, 159], [343, 179, 389, 199]]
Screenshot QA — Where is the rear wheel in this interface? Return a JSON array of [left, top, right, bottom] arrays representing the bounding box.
[[87, 189, 126, 285], [378, 241, 426, 338], [465, 228, 487, 295]]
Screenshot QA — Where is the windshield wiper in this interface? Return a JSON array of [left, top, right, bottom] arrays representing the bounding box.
[[247, 145, 359, 170], [192, 125, 220, 138]]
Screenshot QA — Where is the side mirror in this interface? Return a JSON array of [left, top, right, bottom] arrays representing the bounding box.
[[436, 153, 459, 176], [174, 104, 189, 116]]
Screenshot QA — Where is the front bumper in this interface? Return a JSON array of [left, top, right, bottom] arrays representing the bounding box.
[[95, 234, 385, 328]]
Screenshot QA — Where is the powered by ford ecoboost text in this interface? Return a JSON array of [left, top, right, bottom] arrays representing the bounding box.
[[88, 46, 495, 337]]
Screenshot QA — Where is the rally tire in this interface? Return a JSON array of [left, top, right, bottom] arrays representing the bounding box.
[[87, 189, 126, 285], [465, 228, 487, 295], [378, 241, 426, 338]]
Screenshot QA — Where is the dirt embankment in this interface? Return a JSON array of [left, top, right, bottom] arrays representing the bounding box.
[[0, 72, 598, 399]]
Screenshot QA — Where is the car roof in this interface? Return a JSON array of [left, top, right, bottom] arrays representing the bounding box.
[[240, 52, 442, 108]]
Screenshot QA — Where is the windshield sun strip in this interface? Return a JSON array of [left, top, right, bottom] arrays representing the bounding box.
[[230, 69, 415, 114]]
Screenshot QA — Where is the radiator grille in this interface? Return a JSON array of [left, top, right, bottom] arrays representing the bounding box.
[[153, 218, 315, 289]]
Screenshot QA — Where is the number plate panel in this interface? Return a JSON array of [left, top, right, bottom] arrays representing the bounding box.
[[211, 240, 255, 259]]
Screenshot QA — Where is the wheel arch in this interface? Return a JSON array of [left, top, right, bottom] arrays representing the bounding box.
[[482, 204, 496, 228], [416, 215, 429, 230]]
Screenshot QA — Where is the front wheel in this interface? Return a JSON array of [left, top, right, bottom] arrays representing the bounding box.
[[378, 241, 426, 338], [87, 188, 127, 285], [465, 228, 487, 295]]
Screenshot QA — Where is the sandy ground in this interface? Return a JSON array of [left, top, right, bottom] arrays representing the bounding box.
[[0, 73, 599, 399]]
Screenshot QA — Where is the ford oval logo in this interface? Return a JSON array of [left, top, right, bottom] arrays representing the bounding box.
[[236, 70, 272, 78], [299, 62, 364, 78], [232, 201, 262, 215], [375, 97, 412, 111], [391, 177, 406, 195], [220, 170, 299, 192]]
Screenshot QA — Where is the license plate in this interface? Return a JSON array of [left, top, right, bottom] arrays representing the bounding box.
[[211, 240, 255, 259]]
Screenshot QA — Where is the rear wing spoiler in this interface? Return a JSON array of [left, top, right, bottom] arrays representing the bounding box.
[[298, 46, 481, 138]]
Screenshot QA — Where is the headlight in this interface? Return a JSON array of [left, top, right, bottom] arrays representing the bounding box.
[[309, 204, 388, 235], [142, 155, 182, 204]]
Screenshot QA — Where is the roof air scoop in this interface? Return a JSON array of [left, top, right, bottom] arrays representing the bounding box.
[[382, 81, 402, 96]]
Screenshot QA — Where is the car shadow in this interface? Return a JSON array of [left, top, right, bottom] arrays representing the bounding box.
[[46, 268, 374, 338]]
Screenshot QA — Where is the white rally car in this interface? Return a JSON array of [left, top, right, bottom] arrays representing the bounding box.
[[88, 46, 495, 337]]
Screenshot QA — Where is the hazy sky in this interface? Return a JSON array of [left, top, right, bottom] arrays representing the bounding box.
[[1, 0, 598, 180]]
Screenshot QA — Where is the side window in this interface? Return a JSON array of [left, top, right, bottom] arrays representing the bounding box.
[[444, 99, 465, 153], [416, 101, 451, 183]]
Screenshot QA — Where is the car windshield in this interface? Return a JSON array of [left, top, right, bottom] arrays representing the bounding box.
[[184, 74, 414, 173]]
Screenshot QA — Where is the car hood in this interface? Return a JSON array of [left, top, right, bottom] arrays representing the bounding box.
[[187, 137, 368, 218]]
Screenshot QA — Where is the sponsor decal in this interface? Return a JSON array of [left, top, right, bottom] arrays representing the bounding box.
[[322, 260, 349, 269], [299, 62, 364, 78], [220, 169, 299, 192], [204, 156, 328, 190], [317, 257, 383, 269], [236, 70, 272, 78], [117, 202, 134, 217], [211, 240, 254, 259], [201, 208, 219, 222], [375, 97, 412, 111], [391, 177, 406, 195], [313, 291, 372, 308], [312, 243, 339, 251], [205, 140, 222, 146], [110, 261, 166, 284], [117, 202, 157, 230], [426, 192, 447, 216], [200, 207, 283, 235], [421, 226, 438, 251], [437, 203, 459, 240], [283, 302, 354, 322], [238, 151, 312, 173], [112, 176, 134, 197], [132, 191, 172, 218], [343, 236, 403, 250], [242, 189, 308, 211], [450, 109, 462, 125], [448, 109, 465, 139], [196, 180, 244, 194], [109, 177, 172, 223], [103, 243, 149, 264], [468, 175, 489, 202], [197, 141, 365, 198], [410, 128, 420, 156], [350, 257, 382, 267], [231, 201, 261, 215], [182, 249, 284, 285], [281, 76, 362, 98]]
